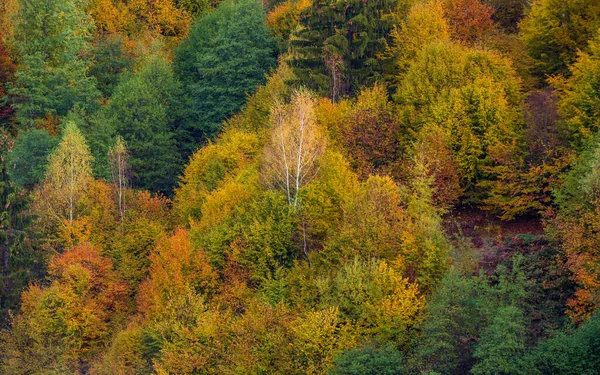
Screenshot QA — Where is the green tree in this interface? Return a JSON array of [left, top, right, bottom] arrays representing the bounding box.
[[394, 40, 526, 213], [101, 55, 182, 195], [174, 0, 277, 152], [88, 35, 134, 98], [471, 305, 529, 375], [520, 0, 600, 80], [411, 269, 481, 375], [483, 0, 529, 33], [0, 33, 15, 130], [6, 129, 58, 188], [9, 0, 99, 126], [330, 343, 404, 375], [552, 30, 600, 148], [0, 137, 44, 325], [290, 0, 405, 99], [529, 312, 600, 374]]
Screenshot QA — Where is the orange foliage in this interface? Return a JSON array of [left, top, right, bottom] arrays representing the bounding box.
[[339, 85, 403, 179], [0, 33, 15, 124], [11, 243, 129, 372], [443, 0, 495, 43], [138, 229, 218, 316], [48, 243, 129, 314], [553, 203, 600, 321], [266, 0, 312, 41], [415, 126, 461, 209]]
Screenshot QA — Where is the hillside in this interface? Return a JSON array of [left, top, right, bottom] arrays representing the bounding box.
[[1, 0, 600, 374]]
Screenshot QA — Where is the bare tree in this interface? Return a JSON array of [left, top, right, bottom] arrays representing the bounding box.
[[324, 49, 343, 104], [263, 90, 327, 208], [109, 136, 130, 230]]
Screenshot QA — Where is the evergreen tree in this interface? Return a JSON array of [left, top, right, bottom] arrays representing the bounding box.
[[411, 269, 481, 375], [0, 136, 44, 325], [330, 343, 404, 375], [0, 34, 15, 130], [9, 0, 99, 127], [290, 0, 403, 99], [101, 55, 181, 195], [174, 0, 277, 154], [471, 305, 529, 375], [6, 128, 58, 188]]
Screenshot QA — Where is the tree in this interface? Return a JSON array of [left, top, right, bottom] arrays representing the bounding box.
[[263, 90, 327, 208], [529, 312, 600, 374], [337, 84, 403, 179], [6, 129, 58, 188], [34, 122, 93, 238], [442, 0, 495, 44], [482, 0, 529, 33], [88, 35, 134, 98], [108, 136, 130, 229], [290, 0, 403, 97], [0, 137, 44, 325], [138, 229, 218, 316], [552, 141, 600, 320], [552, 30, 600, 148], [0, 33, 15, 130], [520, 0, 600, 80], [0, 243, 128, 374], [174, 0, 277, 150], [471, 305, 528, 375], [393, 40, 526, 214], [330, 344, 404, 375], [101, 55, 181, 195], [9, 0, 99, 126], [411, 269, 481, 375]]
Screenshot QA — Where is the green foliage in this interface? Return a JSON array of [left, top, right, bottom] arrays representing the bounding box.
[[10, 0, 99, 126], [330, 343, 404, 375], [528, 312, 600, 374], [394, 39, 527, 213], [290, 0, 405, 98], [101, 55, 182, 195], [0, 141, 45, 325], [471, 305, 529, 375], [520, 0, 600, 80], [6, 128, 58, 188], [88, 35, 134, 98], [239, 191, 297, 284], [411, 269, 481, 375], [553, 31, 600, 148], [483, 0, 529, 33], [0, 35, 15, 129], [174, 0, 277, 149]]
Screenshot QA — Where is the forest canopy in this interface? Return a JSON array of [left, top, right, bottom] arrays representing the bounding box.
[[1, 0, 600, 374]]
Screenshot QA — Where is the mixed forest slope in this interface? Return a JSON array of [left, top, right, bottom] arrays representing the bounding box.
[[1, 0, 600, 373]]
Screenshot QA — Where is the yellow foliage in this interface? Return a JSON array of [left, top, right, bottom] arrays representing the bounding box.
[[175, 129, 261, 222], [291, 306, 358, 375], [266, 0, 312, 40]]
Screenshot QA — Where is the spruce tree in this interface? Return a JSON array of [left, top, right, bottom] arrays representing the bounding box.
[[101, 55, 182, 195], [9, 0, 99, 127], [290, 0, 401, 99]]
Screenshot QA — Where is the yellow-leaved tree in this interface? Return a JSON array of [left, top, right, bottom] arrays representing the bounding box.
[[34, 121, 94, 244], [263, 89, 327, 208]]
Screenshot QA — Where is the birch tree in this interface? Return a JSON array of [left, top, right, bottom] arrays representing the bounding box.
[[263, 90, 327, 208], [36, 121, 93, 232]]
